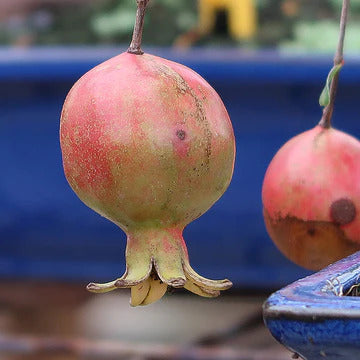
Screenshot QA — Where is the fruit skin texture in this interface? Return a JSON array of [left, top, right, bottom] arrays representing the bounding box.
[[60, 52, 235, 305], [262, 125, 360, 271]]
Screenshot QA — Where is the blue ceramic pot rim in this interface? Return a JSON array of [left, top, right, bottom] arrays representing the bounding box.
[[264, 251, 360, 320]]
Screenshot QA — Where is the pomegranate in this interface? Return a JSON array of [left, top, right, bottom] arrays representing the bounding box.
[[262, 125, 360, 270], [60, 0, 235, 306], [262, 0, 359, 271]]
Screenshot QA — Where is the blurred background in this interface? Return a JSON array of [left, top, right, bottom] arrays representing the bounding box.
[[1, 1, 360, 359], [1, 0, 360, 50]]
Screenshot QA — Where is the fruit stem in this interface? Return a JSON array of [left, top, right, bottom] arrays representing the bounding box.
[[319, 0, 350, 129], [127, 0, 150, 55]]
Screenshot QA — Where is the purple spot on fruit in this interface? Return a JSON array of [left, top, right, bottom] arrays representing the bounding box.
[[330, 198, 356, 225], [176, 130, 186, 140]]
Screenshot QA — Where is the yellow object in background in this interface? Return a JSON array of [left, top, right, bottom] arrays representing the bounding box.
[[198, 0, 257, 40]]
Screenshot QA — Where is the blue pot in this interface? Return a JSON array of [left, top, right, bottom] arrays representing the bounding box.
[[264, 251, 360, 360], [2, 47, 360, 287]]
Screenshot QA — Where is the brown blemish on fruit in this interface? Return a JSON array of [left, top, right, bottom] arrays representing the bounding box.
[[191, 89, 212, 168], [307, 227, 316, 236], [149, 58, 213, 169], [176, 130, 186, 140], [263, 208, 360, 271], [330, 198, 356, 225]]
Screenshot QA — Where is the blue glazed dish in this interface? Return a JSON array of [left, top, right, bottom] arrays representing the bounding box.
[[264, 251, 360, 360]]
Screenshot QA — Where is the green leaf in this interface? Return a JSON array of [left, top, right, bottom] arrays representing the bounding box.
[[319, 63, 344, 107]]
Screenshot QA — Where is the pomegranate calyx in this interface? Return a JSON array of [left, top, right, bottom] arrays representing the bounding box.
[[86, 228, 232, 306]]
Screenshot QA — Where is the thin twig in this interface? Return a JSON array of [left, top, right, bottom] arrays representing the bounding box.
[[319, 0, 350, 128], [128, 0, 150, 55]]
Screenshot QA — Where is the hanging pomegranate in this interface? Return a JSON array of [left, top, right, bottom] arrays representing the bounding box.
[[60, 0, 235, 305], [262, 0, 360, 271]]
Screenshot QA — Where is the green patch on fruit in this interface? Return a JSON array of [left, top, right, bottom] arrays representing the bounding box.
[[319, 63, 344, 107]]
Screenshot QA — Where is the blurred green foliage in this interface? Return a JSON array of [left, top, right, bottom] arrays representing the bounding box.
[[0, 0, 197, 46], [1, 0, 360, 52], [90, 0, 197, 45]]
